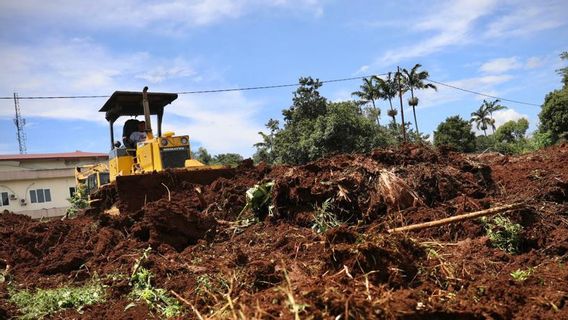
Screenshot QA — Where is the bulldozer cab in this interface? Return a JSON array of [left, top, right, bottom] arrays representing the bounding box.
[[100, 89, 200, 182], [99, 90, 178, 148]]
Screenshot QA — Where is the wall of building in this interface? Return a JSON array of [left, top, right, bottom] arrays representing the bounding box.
[[0, 157, 107, 218], [0, 176, 76, 218]]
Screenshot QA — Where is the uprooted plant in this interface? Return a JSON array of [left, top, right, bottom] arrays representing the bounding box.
[[510, 267, 535, 282], [65, 184, 88, 219], [312, 198, 342, 233], [481, 214, 523, 254], [239, 181, 275, 219], [128, 247, 183, 318]]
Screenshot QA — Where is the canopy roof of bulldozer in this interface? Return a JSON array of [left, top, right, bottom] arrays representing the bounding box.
[[99, 91, 178, 123]]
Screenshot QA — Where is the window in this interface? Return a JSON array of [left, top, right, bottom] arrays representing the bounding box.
[[0, 192, 8, 206], [30, 189, 52, 204], [69, 187, 76, 198]]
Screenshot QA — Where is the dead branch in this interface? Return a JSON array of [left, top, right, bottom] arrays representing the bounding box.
[[171, 290, 204, 320], [387, 203, 525, 233]]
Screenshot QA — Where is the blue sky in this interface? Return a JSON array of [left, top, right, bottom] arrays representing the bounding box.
[[0, 0, 567, 156]]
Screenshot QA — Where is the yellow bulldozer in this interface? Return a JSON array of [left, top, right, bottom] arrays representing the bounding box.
[[93, 87, 234, 212], [74, 163, 110, 197]]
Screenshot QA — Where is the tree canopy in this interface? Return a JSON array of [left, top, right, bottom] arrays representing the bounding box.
[[539, 88, 568, 143], [538, 51, 568, 143], [434, 116, 476, 152], [255, 77, 394, 165], [494, 118, 529, 143]]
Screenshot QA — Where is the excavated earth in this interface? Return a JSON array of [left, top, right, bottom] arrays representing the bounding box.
[[0, 144, 567, 319]]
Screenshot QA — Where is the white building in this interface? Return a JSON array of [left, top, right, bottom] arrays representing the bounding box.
[[0, 151, 108, 218]]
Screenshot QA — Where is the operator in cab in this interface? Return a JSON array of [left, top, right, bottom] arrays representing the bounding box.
[[129, 121, 147, 145]]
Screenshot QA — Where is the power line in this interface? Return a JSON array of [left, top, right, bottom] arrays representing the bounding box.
[[427, 78, 541, 106], [177, 75, 377, 95], [0, 75, 383, 100], [0, 74, 541, 106]]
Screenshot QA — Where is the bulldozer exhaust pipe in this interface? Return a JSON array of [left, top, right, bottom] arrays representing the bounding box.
[[142, 86, 154, 139]]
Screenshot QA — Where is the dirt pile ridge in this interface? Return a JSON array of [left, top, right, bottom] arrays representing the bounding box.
[[1, 144, 567, 319]]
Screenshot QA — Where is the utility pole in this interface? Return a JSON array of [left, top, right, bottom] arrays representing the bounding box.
[[13, 92, 27, 154], [397, 66, 407, 143]]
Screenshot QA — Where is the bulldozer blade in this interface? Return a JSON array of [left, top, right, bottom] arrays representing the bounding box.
[[115, 167, 235, 212]]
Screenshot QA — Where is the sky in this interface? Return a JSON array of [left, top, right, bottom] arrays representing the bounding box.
[[0, 0, 567, 157]]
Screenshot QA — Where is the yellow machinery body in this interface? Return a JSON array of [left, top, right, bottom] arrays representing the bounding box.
[[97, 88, 234, 212], [108, 132, 211, 182], [75, 163, 110, 195]]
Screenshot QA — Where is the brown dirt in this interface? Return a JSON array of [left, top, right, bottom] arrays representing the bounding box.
[[1, 144, 567, 319]]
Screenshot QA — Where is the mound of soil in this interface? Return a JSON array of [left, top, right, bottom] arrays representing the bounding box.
[[1, 144, 567, 319]]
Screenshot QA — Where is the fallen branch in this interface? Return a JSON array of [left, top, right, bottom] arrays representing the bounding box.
[[387, 203, 525, 233]]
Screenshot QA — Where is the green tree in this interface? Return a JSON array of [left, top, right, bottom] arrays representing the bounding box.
[[434, 116, 476, 152], [539, 88, 568, 143], [352, 77, 381, 124], [557, 51, 568, 87], [253, 119, 279, 164], [402, 64, 437, 135], [283, 77, 327, 122], [193, 147, 213, 164], [539, 52, 568, 143], [470, 104, 492, 136], [213, 153, 244, 167], [306, 101, 390, 160], [274, 101, 391, 164], [494, 118, 529, 143]]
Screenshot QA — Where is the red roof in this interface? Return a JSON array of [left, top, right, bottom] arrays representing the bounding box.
[[0, 151, 108, 161]]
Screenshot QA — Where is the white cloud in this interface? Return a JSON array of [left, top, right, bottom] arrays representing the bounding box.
[[164, 91, 264, 155], [377, 0, 497, 66], [0, 39, 264, 155], [525, 57, 544, 69], [485, 0, 568, 38], [0, 0, 325, 33], [355, 65, 370, 75], [480, 57, 521, 74], [492, 109, 528, 127], [362, 0, 567, 71]]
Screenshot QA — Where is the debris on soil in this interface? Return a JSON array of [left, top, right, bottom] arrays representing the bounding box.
[[1, 144, 567, 319]]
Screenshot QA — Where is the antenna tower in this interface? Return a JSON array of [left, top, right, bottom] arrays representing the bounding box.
[[13, 92, 27, 154]]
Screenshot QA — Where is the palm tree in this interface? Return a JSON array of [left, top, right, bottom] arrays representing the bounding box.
[[470, 105, 492, 136], [481, 99, 507, 133], [374, 73, 398, 124], [402, 64, 437, 136], [352, 77, 381, 124]]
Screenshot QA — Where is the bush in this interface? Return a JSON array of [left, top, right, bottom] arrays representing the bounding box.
[[66, 184, 88, 218]]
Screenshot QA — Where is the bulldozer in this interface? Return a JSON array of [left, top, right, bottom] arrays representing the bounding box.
[[74, 163, 110, 197], [93, 87, 234, 212]]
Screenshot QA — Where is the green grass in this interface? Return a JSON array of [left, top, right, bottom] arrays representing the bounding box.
[[312, 198, 341, 234], [9, 280, 106, 319], [128, 247, 183, 318]]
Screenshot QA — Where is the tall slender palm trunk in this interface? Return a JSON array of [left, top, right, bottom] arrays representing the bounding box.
[[410, 87, 420, 136]]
